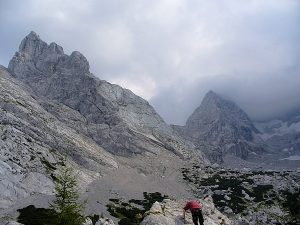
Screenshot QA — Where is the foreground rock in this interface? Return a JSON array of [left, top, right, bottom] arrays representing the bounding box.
[[141, 197, 232, 225]]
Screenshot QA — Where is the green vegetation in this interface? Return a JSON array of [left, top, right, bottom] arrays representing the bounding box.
[[17, 205, 57, 225], [282, 189, 300, 223], [106, 192, 168, 225], [50, 157, 86, 225], [17, 156, 86, 225], [252, 185, 274, 202]]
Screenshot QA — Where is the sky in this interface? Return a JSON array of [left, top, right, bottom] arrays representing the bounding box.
[[0, 0, 299, 125]]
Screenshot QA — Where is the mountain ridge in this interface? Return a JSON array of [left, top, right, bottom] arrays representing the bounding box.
[[8, 31, 200, 158], [1, 32, 204, 216]]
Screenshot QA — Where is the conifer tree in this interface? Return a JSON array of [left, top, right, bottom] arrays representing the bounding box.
[[50, 157, 85, 225]]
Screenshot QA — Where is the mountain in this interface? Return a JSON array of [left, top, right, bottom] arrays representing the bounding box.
[[1, 31, 299, 224], [8, 31, 194, 158], [174, 91, 266, 164], [1, 32, 205, 216], [255, 114, 300, 166]]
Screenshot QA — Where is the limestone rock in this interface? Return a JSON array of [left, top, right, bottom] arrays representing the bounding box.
[[97, 218, 115, 225], [149, 201, 163, 214], [141, 197, 233, 225]]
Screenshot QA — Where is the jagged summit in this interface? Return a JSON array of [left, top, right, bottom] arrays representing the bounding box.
[[18, 31, 63, 57], [9, 31, 89, 78], [19, 31, 62, 54], [186, 90, 255, 133], [201, 90, 234, 107]]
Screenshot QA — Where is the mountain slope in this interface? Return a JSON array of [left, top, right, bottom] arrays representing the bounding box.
[[0, 66, 117, 210]]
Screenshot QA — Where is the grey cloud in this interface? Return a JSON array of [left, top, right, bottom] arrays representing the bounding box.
[[0, 0, 299, 125]]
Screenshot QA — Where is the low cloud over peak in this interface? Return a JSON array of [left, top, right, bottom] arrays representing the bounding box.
[[1, 0, 299, 125]]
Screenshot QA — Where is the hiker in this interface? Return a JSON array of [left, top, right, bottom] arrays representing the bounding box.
[[183, 199, 204, 225]]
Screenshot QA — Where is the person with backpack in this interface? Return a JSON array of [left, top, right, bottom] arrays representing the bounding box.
[[183, 199, 204, 225]]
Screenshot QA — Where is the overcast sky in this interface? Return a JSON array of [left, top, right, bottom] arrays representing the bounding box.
[[0, 0, 299, 124]]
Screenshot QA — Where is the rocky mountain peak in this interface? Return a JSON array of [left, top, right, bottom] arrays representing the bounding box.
[[183, 90, 264, 163], [204, 90, 219, 101], [201, 90, 231, 110], [19, 31, 63, 56], [18, 31, 48, 57], [186, 90, 255, 133], [8, 31, 90, 79]]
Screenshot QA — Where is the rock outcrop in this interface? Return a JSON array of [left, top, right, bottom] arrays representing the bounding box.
[[141, 197, 232, 225]]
